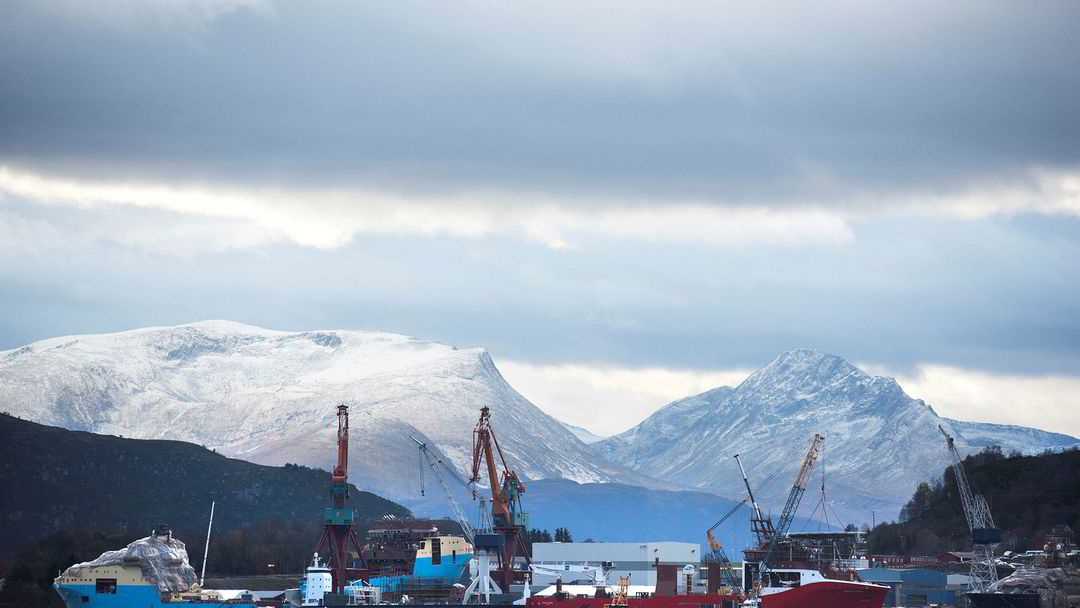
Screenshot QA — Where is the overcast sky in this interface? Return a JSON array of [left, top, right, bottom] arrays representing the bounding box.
[[1, 0, 1078, 436]]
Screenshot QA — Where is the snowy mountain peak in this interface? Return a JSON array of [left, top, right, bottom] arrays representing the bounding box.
[[724, 349, 914, 423], [741, 349, 862, 392], [597, 349, 1077, 522], [0, 321, 654, 500]]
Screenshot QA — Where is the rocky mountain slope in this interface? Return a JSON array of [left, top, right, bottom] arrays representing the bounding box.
[[596, 349, 1079, 523], [0, 321, 656, 500]]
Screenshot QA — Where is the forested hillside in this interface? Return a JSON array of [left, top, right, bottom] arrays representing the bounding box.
[[0, 412, 410, 607], [868, 447, 1080, 556], [0, 412, 409, 552]]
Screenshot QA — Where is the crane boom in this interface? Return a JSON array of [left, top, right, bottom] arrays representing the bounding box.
[[735, 454, 773, 546], [331, 403, 349, 487], [938, 425, 999, 592], [470, 407, 524, 525], [467, 406, 530, 592], [758, 434, 824, 578], [704, 497, 746, 593], [413, 436, 475, 544], [773, 434, 824, 540]]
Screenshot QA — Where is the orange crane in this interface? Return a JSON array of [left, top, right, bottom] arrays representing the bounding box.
[[704, 499, 746, 595], [469, 406, 530, 592]]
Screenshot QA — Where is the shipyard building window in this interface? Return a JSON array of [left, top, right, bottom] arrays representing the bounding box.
[[95, 579, 117, 594]]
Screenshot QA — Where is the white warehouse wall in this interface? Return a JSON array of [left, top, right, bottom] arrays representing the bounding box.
[[532, 542, 700, 587]]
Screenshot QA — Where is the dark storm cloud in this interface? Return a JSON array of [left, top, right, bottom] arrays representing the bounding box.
[[1, 0, 1078, 204], [1, 0, 1079, 416]]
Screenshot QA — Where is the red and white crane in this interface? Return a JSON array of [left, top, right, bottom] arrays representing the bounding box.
[[312, 404, 367, 593]]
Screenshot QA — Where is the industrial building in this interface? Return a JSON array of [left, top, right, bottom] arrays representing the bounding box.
[[531, 542, 701, 589], [858, 568, 971, 607]]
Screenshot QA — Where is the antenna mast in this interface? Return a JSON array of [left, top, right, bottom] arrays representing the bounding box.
[[199, 501, 215, 588]]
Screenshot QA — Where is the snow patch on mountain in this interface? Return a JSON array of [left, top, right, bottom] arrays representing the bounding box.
[[557, 420, 608, 444], [943, 418, 1080, 453], [0, 321, 659, 500]]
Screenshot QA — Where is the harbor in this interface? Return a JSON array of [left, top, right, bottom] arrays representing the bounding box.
[[46, 404, 1079, 608]]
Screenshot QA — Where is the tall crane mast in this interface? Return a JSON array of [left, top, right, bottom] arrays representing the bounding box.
[[313, 404, 367, 593], [757, 434, 824, 582], [938, 425, 1000, 592], [469, 406, 530, 592], [413, 436, 476, 544], [735, 453, 774, 547]]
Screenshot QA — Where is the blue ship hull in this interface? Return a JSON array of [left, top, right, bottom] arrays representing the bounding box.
[[366, 551, 474, 591]]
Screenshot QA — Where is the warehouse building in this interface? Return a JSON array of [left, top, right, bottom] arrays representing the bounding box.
[[858, 567, 971, 607], [532, 542, 701, 589]]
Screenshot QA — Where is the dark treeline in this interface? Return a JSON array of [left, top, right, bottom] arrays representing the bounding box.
[[868, 446, 1080, 556], [524, 527, 575, 554]]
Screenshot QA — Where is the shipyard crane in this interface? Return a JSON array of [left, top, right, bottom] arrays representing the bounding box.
[[313, 404, 367, 593], [938, 425, 1000, 592], [735, 453, 775, 547], [413, 435, 476, 544], [704, 498, 746, 595], [468, 406, 530, 593], [757, 434, 824, 583]]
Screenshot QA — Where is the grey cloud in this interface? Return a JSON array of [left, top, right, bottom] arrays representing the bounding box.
[[1, 197, 1078, 376], [1, 0, 1078, 205]]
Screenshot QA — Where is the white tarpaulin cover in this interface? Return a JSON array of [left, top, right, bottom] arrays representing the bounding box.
[[62, 533, 199, 593]]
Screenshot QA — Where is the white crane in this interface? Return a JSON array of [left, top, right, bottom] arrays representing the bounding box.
[[412, 436, 503, 604], [530, 562, 613, 586], [413, 436, 476, 544], [938, 425, 1000, 592]]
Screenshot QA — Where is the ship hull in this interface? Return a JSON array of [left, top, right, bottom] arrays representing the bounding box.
[[528, 594, 743, 608], [759, 580, 888, 608]]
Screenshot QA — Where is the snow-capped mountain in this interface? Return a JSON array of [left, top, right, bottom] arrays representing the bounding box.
[[0, 321, 657, 500], [595, 349, 1079, 523], [942, 418, 1079, 453], [557, 420, 608, 444]]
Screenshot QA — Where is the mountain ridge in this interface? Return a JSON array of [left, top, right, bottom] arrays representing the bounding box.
[[0, 321, 666, 502], [597, 349, 1079, 522]]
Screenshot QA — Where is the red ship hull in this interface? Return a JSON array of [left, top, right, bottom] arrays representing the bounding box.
[[759, 580, 888, 608], [526, 578, 887, 608], [528, 595, 742, 608]]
